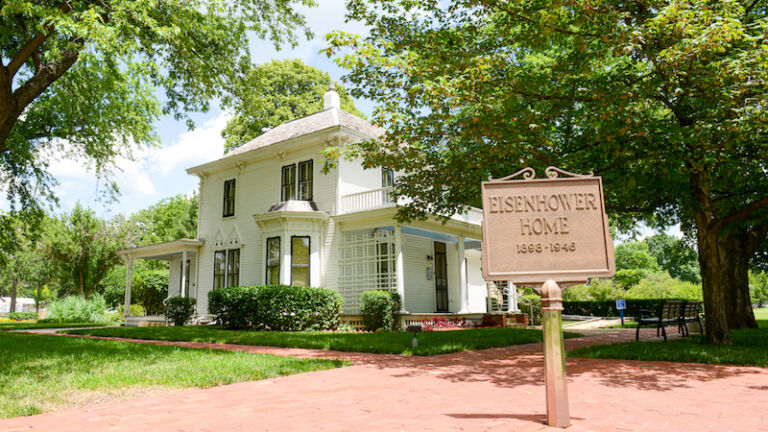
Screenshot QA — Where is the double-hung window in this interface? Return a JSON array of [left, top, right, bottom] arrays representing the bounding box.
[[381, 168, 394, 188], [223, 179, 236, 217], [266, 237, 280, 284], [291, 236, 310, 287], [281, 160, 313, 201], [213, 249, 240, 289]]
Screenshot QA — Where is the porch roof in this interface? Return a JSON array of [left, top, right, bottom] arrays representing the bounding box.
[[119, 239, 204, 260]]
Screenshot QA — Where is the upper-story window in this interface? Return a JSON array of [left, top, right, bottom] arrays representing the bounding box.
[[281, 160, 313, 201], [382, 168, 394, 188], [223, 179, 236, 217]]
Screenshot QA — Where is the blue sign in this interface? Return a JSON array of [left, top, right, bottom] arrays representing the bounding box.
[[615, 299, 626, 310]]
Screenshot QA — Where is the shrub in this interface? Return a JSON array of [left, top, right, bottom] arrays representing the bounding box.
[[165, 297, 196, 326], [8, 312, 38, 321], [118, 304, 147, 317], [208, 285, 343, 331], [360, 290, 401, 331], [46, 294, 109, 323], [135, 270, 168, 315]]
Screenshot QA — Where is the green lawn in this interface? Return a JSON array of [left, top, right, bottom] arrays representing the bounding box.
[[568, 311, 768, 367], [64, 326, 582, 356], [0, 332, 344, 419], [0, 321, 113, 330]]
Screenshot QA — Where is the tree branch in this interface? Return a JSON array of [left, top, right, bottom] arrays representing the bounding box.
[[13, 50, 79, 109], [717, 196, 768, 229], [6, 1, 73, 78]]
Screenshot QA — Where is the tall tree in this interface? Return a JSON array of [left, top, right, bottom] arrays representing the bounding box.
[[222, 58, 363, 152], [0, 0, 314, 210], [130, 193, 199, 246], [326, 0, 768, 343], [46, 204, 132, 297], [645, 234, 701, 284]]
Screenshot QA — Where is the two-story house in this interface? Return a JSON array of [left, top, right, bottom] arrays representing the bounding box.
[[120, 87, 495, 326]]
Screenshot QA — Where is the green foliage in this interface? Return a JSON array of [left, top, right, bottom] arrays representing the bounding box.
[[46, 204, 131, 298], [165, 297, 197, 326], [613, 242, 661, 288], [208, 285, 343, 331], [134, 270, 168, 316], [0, 332, 342, 419], [326, 0, 768, 343], [626, 272, 703, 300], [7, 312, 37, 321], [222, 59, 364, 153], [117, 304, 147, 318], [130, 193, 199, 246], [645, 234, 701, 283], [569, 323, 768, 367], [0, 0, 316, 209], [564, 278, 625, 302], [67, 326, 582, 356], [360, 290, 401, 332], [45, 294, 109, 323], [749, 271, 768, 307]]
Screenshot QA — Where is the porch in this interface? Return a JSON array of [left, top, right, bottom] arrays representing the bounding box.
[[118, 239, 203, 325]]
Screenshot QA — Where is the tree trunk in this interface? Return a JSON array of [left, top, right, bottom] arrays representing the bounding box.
[[35, 284, 41, 313], [720, 230, 758, 329], [10, 275, 18, 314]]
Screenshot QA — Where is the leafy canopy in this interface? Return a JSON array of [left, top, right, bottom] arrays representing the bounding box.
[[222, 58, 363, 153], [0, 0, 314, 210]]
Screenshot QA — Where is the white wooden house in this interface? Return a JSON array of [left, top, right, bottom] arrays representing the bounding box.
[[120, 87, 506, 326]]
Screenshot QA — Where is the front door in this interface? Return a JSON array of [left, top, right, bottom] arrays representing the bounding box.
[[434, 242, 449, 312]]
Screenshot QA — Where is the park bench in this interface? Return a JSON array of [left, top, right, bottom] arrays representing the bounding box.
[[635, 300, 686, 341], [679, 301, 704, 338]]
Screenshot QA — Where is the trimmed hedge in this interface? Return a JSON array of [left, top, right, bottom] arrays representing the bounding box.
[[165, 297, 196, 326], [208, 285, 343, 331], [7, 312, 38, 321], [360, 290, 401, 331], [563, 299, 677, 318]]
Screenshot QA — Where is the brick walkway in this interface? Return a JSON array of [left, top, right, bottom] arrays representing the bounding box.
[[3, 329, 767, 431]]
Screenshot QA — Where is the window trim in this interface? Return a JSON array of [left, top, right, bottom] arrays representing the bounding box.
[[265, 237, 281, 285], [223, 179, 236, 217], [290, 235, 311, 287]]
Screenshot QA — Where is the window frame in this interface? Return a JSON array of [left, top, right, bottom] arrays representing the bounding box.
[[266, 237, 281, 285], [281, 164, 296, 201], [213, 250, 227, 290], [222, 179, 236, 217], [290, 235, 311, 287], [297, 159, 313, 201], [381, 168, 394, 188], [226, 249, 240, 287]]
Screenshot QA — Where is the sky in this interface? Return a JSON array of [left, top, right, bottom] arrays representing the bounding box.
[[37, 0, 373, 219]]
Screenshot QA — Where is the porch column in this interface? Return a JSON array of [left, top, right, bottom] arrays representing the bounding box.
[[394, 225, 407, 312], [181, 250, 188, 297], [458, 236, 469, 313], [124, 257, 134, 319], [281, 233, 292, 285], [508, 281, 519, 312]]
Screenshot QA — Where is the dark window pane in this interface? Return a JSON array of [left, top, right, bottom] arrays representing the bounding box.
[[382, 168, 394, 187], [223, 179, 236, 217]]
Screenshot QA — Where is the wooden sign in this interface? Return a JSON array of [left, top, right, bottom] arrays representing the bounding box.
[[481, 167, 615, 284]]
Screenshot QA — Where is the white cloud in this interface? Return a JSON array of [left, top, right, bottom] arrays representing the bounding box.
[[146, 112, 229, 175]]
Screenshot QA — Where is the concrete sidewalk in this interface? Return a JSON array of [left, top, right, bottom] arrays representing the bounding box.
[[2, 329, 767, 431]]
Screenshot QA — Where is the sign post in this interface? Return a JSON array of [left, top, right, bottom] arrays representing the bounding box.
[[616, 299, 626, 326], [481, 167, 615, 428]]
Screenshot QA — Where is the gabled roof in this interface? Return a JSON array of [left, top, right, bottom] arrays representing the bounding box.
[[229, 108, 384, 156], [187, 108, 384, 175]]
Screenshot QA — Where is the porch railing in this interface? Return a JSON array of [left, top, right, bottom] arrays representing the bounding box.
[[340, 187, 396, 213]]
